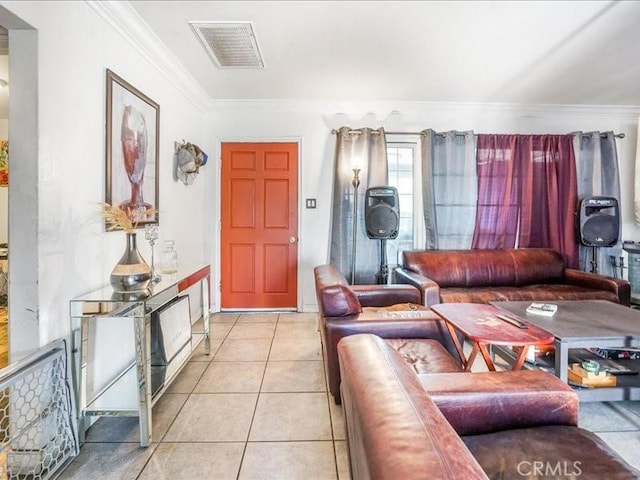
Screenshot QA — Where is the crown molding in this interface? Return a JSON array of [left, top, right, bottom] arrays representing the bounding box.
[[473, 102, 640, 119], [88, 1, 213, 112], [209, 99, 640, 118]]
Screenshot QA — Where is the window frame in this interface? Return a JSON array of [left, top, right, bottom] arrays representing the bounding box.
[[386, 139, 425, 266]]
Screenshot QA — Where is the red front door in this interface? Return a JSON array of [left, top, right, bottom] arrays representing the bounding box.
[[221, 143, 298, 309]]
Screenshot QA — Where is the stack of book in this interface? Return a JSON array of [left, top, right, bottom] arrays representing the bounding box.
[[568, 363, 616, 387]]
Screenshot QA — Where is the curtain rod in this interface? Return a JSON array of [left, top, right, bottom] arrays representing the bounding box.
[[331, 129, 625, 139]]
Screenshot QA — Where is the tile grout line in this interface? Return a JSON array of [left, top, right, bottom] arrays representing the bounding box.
[[134, 313, 239, 480], [235, 312, 279, 480], [320, 328, 343, 480]]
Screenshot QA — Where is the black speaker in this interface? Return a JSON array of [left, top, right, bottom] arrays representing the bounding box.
[[365, 186, 399, 239], [578, 196, 619, 247]]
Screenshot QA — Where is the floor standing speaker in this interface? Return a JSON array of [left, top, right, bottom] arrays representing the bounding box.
[[578, 197, 620, 247], [364, 187, 399, 239]]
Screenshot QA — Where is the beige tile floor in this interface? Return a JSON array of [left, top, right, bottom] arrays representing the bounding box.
[[60, 312, 350, 480], [59, 312, 640, 479]]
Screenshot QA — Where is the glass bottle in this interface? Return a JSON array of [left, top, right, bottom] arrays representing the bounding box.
[[161, 240, 178, 275]]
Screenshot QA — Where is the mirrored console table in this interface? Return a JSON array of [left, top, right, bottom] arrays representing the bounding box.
[[70, 265, 210, 447]]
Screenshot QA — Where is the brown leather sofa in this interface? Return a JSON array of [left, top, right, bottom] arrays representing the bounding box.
[[338, 334, 640, 480], [396, 248, 630, 307], [314, 264, 462, 404]]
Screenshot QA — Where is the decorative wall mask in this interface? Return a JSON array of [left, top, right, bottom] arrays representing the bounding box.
[[174, 140, 208, 185]]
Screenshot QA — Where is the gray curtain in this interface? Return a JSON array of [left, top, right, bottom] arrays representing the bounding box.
[[421, 130, 477, 250], [329, 127, 388, 284], [574, 131, 621, 277]]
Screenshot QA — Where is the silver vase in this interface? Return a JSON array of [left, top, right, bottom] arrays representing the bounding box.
[[110, 232, 152, 293]]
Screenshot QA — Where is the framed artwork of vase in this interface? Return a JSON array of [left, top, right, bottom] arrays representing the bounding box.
[[105, 69, 159, 229]]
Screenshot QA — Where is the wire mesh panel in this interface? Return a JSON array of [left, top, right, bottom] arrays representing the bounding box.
[[0, 339, 77, 480]]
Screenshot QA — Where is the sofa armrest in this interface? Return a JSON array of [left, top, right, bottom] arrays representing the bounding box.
[[318, 284, 362, 317], [351, 284, 421, 307], [565, 268, 631, 306], [338, 334, 488, 480], [418, 371, 578, 436], [394, 267, 441, 306]]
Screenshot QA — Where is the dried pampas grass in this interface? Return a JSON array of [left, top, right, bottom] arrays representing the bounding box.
[[101, 203, 156, 232]]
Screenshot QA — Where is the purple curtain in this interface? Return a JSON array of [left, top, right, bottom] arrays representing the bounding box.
[[472, 135, 519, 249], [472, 134, 579, 268]]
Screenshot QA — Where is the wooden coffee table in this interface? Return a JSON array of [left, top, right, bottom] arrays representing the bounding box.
[[431, 303, 555, 371]]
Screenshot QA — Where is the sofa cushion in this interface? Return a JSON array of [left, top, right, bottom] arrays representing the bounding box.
[[402, 248, 566, 288], [385, 338, 463, 374], [352, 284, 421, 306], [509, 248, 566, 285], [418, 371, 577, 436], [362, 302, 424, 313], [463, 425, 639, 480], [439, 284, 620, 304]]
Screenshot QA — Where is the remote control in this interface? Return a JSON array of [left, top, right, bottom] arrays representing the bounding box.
[[495, 313, 528, 329]]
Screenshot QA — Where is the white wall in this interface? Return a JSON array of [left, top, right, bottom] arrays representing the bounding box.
[[2, 1, 212, 351]]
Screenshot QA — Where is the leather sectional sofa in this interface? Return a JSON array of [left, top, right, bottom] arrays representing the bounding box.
[[396, 248, 630, 307], [314, 264, 462, 404], [338, 334, 640, 480]]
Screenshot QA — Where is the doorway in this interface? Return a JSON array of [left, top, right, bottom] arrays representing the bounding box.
[[220, 142, 299, 310], [0, 8, 39, 363], [0, 26, 8, 368]]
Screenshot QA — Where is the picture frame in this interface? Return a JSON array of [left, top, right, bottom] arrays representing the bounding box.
[[105, 69, 159, 229], [0, 140, 8, 187]]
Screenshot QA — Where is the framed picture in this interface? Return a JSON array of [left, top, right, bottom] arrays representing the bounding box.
[[0, 140, 7, 187], [105, 69, 159, 228]]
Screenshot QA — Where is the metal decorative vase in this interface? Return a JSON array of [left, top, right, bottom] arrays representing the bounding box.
[[110, 232, 152, 293]]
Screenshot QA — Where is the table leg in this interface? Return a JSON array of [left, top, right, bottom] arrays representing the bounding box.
[[464, 343, 479, 371], [134, 313, 152, 447], [201, 275, 211, 355], [555, 339, 568, 383], [511, 346, 529, 371], [477, 343, 497, 371], [445, 322, 467, 368]]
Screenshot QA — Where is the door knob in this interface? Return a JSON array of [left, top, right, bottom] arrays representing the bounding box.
[[289, 237, 297, 243]]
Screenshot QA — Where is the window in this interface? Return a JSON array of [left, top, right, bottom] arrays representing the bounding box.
[[386, 142, 423, 266]]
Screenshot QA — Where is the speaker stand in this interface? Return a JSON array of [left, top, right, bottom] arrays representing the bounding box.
[[375, 239, 389, 285], [589, 246, 599, 274], [608, 255, 625, 279]]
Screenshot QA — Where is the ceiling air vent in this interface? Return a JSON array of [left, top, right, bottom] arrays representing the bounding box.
[[189, 21, 264, 68]]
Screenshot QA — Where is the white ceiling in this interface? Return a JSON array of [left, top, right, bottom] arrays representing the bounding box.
[[129, 0, 640, 106]]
